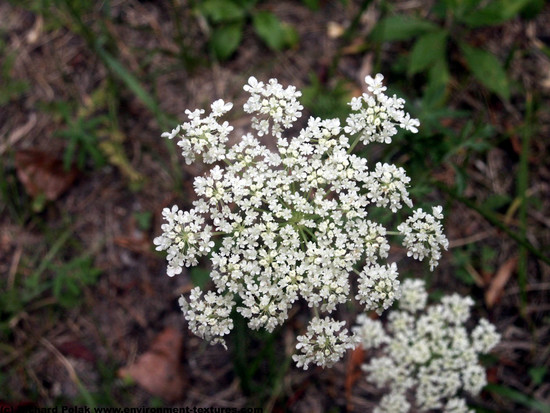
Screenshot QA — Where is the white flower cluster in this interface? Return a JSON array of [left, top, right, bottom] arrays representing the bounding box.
[[161, 99, 234, 164], [153, 206, 215, 276], [354, 279, 500, 413], [397, 205, 449, 270], [243, 76, 303, 137], [293, 317, 360, 370], [155, 74, 449, 364], [178, 287, 235, 349], [345, 74, 420, 144]]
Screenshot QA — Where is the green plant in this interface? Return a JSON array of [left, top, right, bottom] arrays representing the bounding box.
[[50, 256, 101, 308], [301, 73, 352, 120], [196, 0, 298, 60], [0, 226, 102, 334], [48, 100, 108, 170], [369, 0, 543, 104], [0, 39, 29, 106]]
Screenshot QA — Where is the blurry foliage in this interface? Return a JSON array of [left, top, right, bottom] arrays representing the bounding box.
[[50, 256, 101, 308], [0, 40, 29, 105], [369, 0, 544, 103], [0, 228, 101, 334], [301, 73, 352, 120], [196, 0, 299, 60]]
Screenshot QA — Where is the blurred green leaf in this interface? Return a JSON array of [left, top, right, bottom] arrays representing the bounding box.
[[302, 74, 351, 120], [190, 267, 210, 290], [199, 0, 245, 22], [484, 193, 511, 212], [520, 0, 546, 19], [408, 29, 448, 76], [486, 384, 550, 413], [460, 43, 510, 100], [369, 15, 438, 42], [134, 211, 153, 231], [301, 0, 320, 10], [210, 23, 243, 60], [422, 58, 450, 108], [529, 366, 548, 386], [51, 256, 101, 308], [252, 11, 297, 51], [95, 45, 166, 125], [460, 0, 533, 27]]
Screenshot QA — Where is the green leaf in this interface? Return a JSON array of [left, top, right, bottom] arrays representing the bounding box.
[[369, 15, 439, 42], [460, 43, 510, 100], [484, 193, 511, 211], [461, 0, 533, 27], [199, 0, 245, 23], [134, 211, 153, 231], [190, 267, 210, 290], [520, 0, 545, 19], [252, 11, 297, 51], [408, 29, 448, 76], [486, 384, 550, 413], [210, 22, 243, 60], [529, 366, 548, 386], [301, 0, 320, 10], [422, 58, 450, 108], [94, 45, 166, 126]]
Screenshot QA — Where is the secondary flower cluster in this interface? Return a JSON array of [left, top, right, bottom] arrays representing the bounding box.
[[154, 74, 449, 367], [353, 279, 500, 413]]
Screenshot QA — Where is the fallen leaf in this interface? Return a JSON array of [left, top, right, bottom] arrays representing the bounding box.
[[485, 256, 518, 308], [118, 328, 186, 402], [57, 340, 95, 363], [345, 345, 365, 411], [15, 150, 79, 201], [114, 235, 154, 256]]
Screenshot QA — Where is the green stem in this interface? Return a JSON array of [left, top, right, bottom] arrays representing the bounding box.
[[348, 134, 362, 154]]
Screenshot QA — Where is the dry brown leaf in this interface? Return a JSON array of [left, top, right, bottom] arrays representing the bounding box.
[[57, 340, 95, 363], [485, 256, 518, 308], [15, 150, 79, 201], [113, 235, 155, 256], [345, 345, 365, 411], [118, 328, 186, 402]]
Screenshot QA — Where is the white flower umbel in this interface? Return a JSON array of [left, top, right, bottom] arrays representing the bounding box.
[[161, 99, 234, 165], [354, 279, 500, 412], [155, 74, 450, 367], [293, 317, 360, 370], [243, 77, 303, 138], [397, 205, 449, 270], [345, 74, 419, 144], [356, 263, 401, 314], [153, 206, 215, 276], [179, 287, 235, 349]]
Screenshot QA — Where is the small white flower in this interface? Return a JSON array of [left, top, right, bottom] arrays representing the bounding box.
[[211, 99, 233, 117], [399, 279, 428, 313], [180, 287, 235, 349], [356, 262, 401, 314], [160, 124, 181, 140], [397, 206, 449, 270], [365, 162, 412, 212], [293, 317, 360, 370], [365, 73, 387, 95]]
